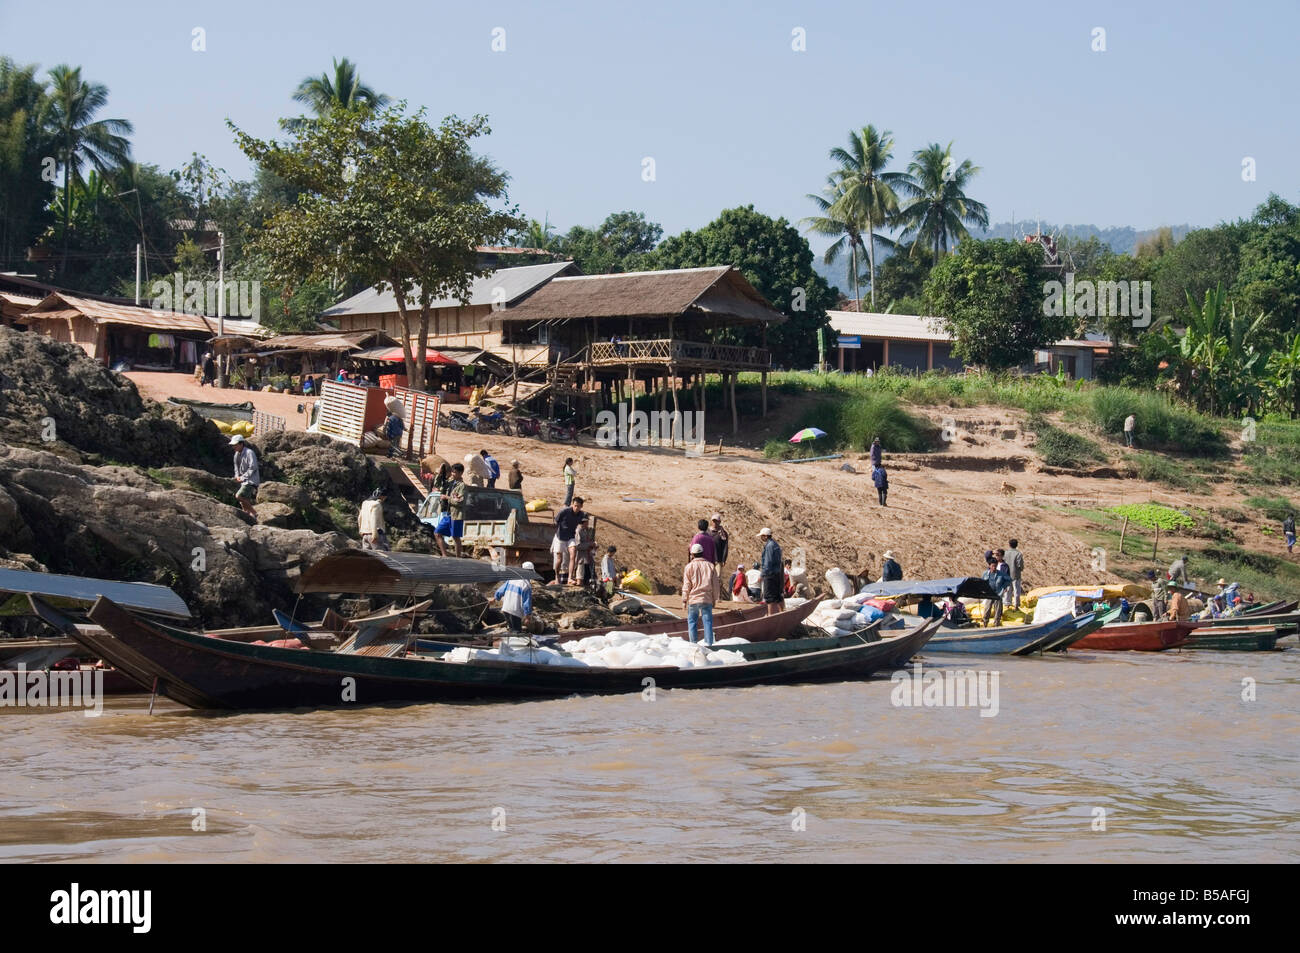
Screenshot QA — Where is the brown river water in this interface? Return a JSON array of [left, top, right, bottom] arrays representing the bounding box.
[[2, 649, 1297, 863]]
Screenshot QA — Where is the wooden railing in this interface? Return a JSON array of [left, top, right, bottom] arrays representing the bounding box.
[[590, 339, 770, 368]]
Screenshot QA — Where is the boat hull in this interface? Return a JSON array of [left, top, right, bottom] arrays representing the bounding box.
[[1073, 620, 1192, 651], [1185, 627, 1283, 651], [81, 597, 939, 710], [915, 611, 1085, 655]]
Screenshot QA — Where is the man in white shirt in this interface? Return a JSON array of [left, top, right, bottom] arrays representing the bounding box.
[[1123, 413, 1136, 447]]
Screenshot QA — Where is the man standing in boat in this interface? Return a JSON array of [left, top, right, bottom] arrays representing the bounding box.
[[1006, 539, 1025, 609], [682, 543, 720, 646], [553, 496, 584, 584], [757, 528, 785, 616]]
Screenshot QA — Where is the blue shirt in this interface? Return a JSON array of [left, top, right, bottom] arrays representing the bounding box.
[[493, 579, 532, 618], [484, 455, 500, 479], [760, 538, 783, 578]]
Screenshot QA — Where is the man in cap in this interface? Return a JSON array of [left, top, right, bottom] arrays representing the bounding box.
[[493, 562, 535, 633], [230, 434, 260, 517], [757, 528, 785, 616], [508, 459, 524, 490], [682, 542, 721, 645], [709, 513, 730, 567], [440, 463, 467, 557], [881, 550, 902, 582]]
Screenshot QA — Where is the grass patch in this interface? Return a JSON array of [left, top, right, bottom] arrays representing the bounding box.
[[1026, 414, 1105, 468], [1130, 452, 1208, 491], [761, 392, 934, 459], [1086, 387, 1225, 456], [1197, 545, 1300, 600], [1243, 495, 1296, 523], [1242, 443, 1300, 485]]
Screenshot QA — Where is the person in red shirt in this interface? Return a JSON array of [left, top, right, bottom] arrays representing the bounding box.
[[730, 564, 749, 602]]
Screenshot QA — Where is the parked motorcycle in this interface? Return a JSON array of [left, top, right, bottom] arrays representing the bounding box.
[[542, 418, 580, 443], [511, 416, 543, 438], [473, 409, 511, 435]]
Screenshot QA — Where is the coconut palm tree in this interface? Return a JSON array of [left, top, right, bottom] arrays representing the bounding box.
[[292, 58, 391, 116], [826, 126, 904, 310], [895, 142, 988, 266], [44, 64, 132, 279], [802, 173, 868, 307]]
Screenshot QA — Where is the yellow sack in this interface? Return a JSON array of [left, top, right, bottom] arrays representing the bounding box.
[[236, 421, 255, 436], [215, 420, 232, 434], [525, 499, 550, 513], [620, 569, 652, 594]]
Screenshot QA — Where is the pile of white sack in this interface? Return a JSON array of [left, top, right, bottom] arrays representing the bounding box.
[[442, 632, 750, 669], [806, 590, 896, 636]]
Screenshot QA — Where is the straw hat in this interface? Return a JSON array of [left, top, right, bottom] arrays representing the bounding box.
[[882, 550, 895, 560]]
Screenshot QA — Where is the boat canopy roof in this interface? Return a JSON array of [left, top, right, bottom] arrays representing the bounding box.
[[297, 550, 542, 596], [0, 568, 192, 619], [859, 576, 1000, 601]]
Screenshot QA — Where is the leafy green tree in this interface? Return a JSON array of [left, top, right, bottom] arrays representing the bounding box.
[[292, 57, 390, 117], [1268, 332, 1300, 419], [895, 142, 988, 265], [924, 238, 1064, 371], [1152, 224, 1246, 321], [1057, 234, 1113, 278], [0, 57, 54, 272], [646, 205, 836, 367], [44, 64, 132, 280], [1232, 196, 1300, 339], [559, 211, 661, 273], [873, 241, 931, 312], [232, 104, 524, 388]]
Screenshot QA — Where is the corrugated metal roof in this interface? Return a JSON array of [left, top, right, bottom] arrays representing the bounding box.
[[260, 330, 396, 352], [321, 261, 577, 317], [297, 550, 541, 596], [828, 311, 953, 342], [24, 292, 268, 337], [0, 568, 192, 619]]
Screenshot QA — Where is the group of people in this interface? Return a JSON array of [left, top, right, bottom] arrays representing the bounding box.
[[977, 540, 1025, 627], [551, 496, 599, 586], [683, 519, 787, 647]]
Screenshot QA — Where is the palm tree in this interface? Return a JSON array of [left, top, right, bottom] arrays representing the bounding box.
[[895, 142, 989, 266], [826, 126, 904, 310], [292, 58, 390, 116], [44, 64, 132, 278], [802, 173, 868, 307]]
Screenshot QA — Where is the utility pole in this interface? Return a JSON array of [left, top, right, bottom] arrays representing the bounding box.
[[135, 243, 141, 305], [216, 230, 227, 387]]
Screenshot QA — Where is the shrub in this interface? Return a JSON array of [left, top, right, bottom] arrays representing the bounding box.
[[1087, 387, 1224, 456], [1131, 452, 1208, 490], [1243, 495, 1297, 522], [1029, 418, 1105, 469]]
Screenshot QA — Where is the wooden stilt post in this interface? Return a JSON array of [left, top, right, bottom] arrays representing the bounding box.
[[1119, 516, 1129, 555], [729, 371, 738, 434], [669, 363, 680, 448], [761, 369, 768, 417], [1153, 524, 1159, 563]]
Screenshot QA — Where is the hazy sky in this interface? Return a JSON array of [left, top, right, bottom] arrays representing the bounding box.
[[5, 0, 1297, 249]]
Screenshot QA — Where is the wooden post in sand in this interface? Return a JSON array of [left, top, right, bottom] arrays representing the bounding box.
[[1152, 525, 1159, 563], [1119, 516, 1129, 555], [669, 363, 680, 448], [729, 371, 738, 434]]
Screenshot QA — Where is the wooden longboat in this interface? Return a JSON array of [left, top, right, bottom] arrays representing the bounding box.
[[1185, 626, 1283, 652], [72, 596, 940, 711], [540, 596, 823, 646], [890, 607, 1112, 656], [1192, 611, 1299, 637], [1072, 620, 1193, 651]]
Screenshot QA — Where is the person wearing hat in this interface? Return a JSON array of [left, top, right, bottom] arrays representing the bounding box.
[[708, 513, 730, 567], [729, 564, 749, 602], [881, 550, 902, 582], [493, 563, 535, 633], [230, 434, 260, 516], [682, 542, 721, 645], [1146, 569, 1168, 621], [507, 460, 524, 491], [756, 528, 785, 615]]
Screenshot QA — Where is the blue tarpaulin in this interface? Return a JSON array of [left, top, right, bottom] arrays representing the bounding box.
[[858, 576, 1000, 601]]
